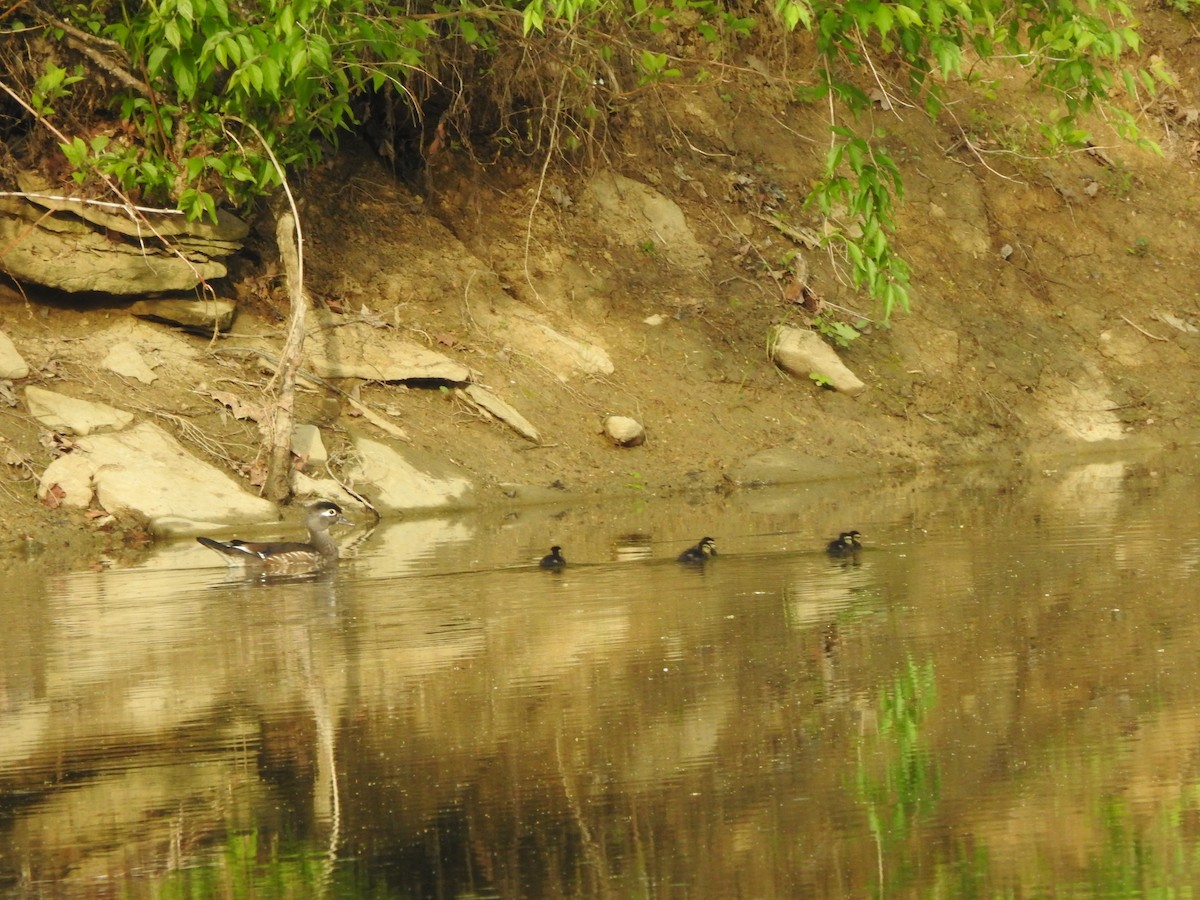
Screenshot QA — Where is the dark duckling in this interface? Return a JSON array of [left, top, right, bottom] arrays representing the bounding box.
[[197, 500, 352, 574], [539, 545, 566, 568], [677, 536, 717, 564], [826, 530, 862, 556]]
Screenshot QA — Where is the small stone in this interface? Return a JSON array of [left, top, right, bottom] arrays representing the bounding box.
[[643, 314, 666, 326], [291, 423, 329, 466], [603, 415, 646, 447]]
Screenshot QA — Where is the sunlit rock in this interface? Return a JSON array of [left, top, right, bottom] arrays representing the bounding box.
[[25, 385, 134, 435], [102, 341, 157, 384], [603, 415, 645, 447], [37, 421, 277, 532], [461, 385, 539, 443], [350, 434, 474, 512], [771, 326, 866, 396], [0, 329, 29, 379]]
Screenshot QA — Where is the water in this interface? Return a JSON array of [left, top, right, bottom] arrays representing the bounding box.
[[3, 457, 1200, 897]]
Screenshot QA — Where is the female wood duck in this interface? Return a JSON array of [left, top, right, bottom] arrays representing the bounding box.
[[826, 530, 862, 556], [539, 545, 566, 568], [197, 500, 352, 573], [677, 536, 717, 564]]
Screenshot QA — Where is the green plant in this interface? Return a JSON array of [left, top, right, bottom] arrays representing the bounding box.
[[779, 0, 1168, 320], [17, 0, 1168, 319], [30, 63, 84, 117], [808, 132, 909, 320], [814, 315, 861, 349], [809, 372, 832, 388]]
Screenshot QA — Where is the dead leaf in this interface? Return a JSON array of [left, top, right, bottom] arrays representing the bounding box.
[[41, 483, 65, 509], [39, 431, 76, 455], [205, 390, 266, 422]]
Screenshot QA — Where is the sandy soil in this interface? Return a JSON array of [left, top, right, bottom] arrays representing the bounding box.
[[2, 9, 1200, 568]]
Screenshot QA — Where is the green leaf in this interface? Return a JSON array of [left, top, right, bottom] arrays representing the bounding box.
[[164, 18, 182, 49], [873, 3, 894, 38]]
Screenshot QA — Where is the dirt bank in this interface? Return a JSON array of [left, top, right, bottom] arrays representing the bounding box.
[[3, 11, 1200, 568]]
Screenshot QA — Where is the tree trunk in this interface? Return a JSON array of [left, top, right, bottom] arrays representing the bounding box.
[[263, 211, 307, 503]]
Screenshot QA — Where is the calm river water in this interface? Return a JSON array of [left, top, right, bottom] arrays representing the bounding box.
[[3, 455, 1200, 898]]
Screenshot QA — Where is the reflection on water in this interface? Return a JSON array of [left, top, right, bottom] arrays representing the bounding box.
[[4, 458, 1200, 896]]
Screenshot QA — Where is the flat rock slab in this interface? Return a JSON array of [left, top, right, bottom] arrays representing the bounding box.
[[351, 434, 474, 512], [772, 326, 866, 396], [477, 307, 614, 379], [0, 198, 227, 294], [17, 170, 250, 244], [102, 341, 157, 383], [37, 420, 278, 534], [462, 385, 540, 443], [305, 313, 471, 382], [130, 297, 237, 333], [0, 329, 29, 379], [26, 385, 134, 435]]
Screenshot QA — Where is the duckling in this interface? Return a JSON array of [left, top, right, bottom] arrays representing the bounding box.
[[826, 530, 862, 556], [677, 536, 717, 564], [197, 500, 352, 574], [539, 545, 566, 568]]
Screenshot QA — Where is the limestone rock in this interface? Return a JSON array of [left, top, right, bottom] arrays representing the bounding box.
[[17, 170, 248, 246], [305, 312, 471, 382], [476, 307, 614, 379], [291, 423, 328, 466], [37, 421, 278, 533], [462, 385, 540, 443], [772, 326, 866, 396], [350, 434, 473, 513], [130, 297, 236, 333], [603, 415, 646, 447], [102, 341, 157, 383], [579, 171, 710, 274], [0, 329, 29, 379], [25, 385, 134, 435], [0, 197, 227, 294]]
